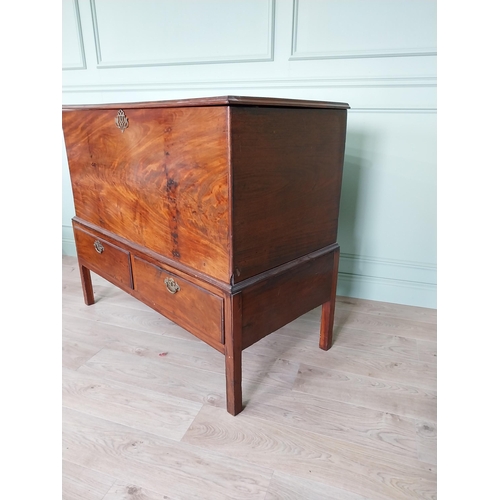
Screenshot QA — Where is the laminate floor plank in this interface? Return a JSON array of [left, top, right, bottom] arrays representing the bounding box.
[[283, 309, 436, 343], [62, 338, 103, 371], [63, 311, 200, 350], [182, 405, 437, 500], [102, 481, 181, 500], [293, 364, 437, 421], [416, 420, 437, 465], [63, 407, 273, 500], [264, 472, 371, 500], [417, 340, 437, 365], [62, 460, 116, 500], [64, 279, 155, 313], [63, 299, 198, 343], [63, 368, 202, 441], [334, 309, 436, 342], [336, 296, 437, 325], [62, 261, 112, 288], [64, 314, 300, 387], [241, 385, 418, 459], [270, 325, 421, 362], [248, 336, 435, 390], [78, 348, 300, 409]]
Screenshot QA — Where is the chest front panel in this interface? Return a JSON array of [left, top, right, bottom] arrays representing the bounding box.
[[63, 106, 231, 282]]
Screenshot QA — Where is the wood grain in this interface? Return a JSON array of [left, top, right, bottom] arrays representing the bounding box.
[[320, 245, 340, 350], [62, 461, 116, 500], [63, 96, 350, 412], [132, 255, 224, 350], [275, 305, 436, 343], [272, 324, 421, 361], [62, 297, 199, 344], [63, 408, 273, 500], [63, 106, 230, 282], [249, 335, 436, 390], [294, 364, 437, 421], [63, 95, 349, 111], [102, 481, 179, 500], [63, 281, 152, 313], [78, 348, 299, 409], [264, 472, 370, 500], [63, 313, 298, 388], [333, 309, 436, 342], [224, 292, 243, 415], [63, 368, 202, 441], [417, 339, 437, 365], [62, 338, 103, 371], [182, 405, 437, 500], [74, 226, 132, 289], [336, 296, 437, 324], [241, 250, 334, 349], [241, 385, 418, 459], [231, 106, 347, 281], [416, 420, 437, 465]]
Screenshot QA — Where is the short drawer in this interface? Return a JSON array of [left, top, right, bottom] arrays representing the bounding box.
[[74, 227, 132, 289], [132, 256, 224, 349]]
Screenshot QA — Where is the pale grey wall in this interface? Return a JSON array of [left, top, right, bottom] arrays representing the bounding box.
[[62, 0, 437, 308]]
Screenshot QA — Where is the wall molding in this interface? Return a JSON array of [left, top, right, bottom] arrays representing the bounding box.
[[290, 0, 436, 61], [62, 76, 436, 93], [337, 272, 436, 309], [90, 0, 275, 68], [339, 252, 436, 285], [337, 252, 436, 308], [62, 76, 436, 112], [62, 0, 87, 70]]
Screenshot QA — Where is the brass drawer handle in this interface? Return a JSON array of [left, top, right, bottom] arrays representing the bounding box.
[[164, 277, 180, 294], [94, 240, 104, 254]]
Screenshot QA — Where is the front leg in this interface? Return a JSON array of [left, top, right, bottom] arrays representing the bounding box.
[[78, 262, 95, 306], [224, 293, 243, 416], [319, 246, 340, 350]]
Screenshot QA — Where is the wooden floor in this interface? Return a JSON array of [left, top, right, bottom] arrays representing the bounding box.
[[62, 255, 437, 500]]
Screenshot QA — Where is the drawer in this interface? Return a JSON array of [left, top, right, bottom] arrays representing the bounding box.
[[74, 227, 132, 289], [132, 256, 224, 349]]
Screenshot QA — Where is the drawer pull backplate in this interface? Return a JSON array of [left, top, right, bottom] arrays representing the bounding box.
[[164, 277, 180, 294], [94, 240, 104, 254]]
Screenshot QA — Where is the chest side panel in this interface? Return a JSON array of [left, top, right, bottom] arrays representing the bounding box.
[[230, 106, 347, 282], [62, 106, 230, 282]]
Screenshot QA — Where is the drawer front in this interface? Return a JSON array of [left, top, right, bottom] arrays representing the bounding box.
[[132, 256, 224, 349], [74, 227, 132, 289]]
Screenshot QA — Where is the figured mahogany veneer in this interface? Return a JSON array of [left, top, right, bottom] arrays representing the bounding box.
[[63, 95, 349, 415]]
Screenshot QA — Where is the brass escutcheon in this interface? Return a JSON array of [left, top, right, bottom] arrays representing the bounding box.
[[94, 240, 104, 254], [164, 277, 180, 294], [115, 109, 129, 133]]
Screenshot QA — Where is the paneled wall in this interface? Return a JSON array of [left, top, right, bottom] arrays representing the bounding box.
[[62, 0, 437, 308]]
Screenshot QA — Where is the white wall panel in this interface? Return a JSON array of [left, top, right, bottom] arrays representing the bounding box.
[[90, 0, 275, 67], [337, 111, 436, 306], [62, 0, 86, 69], [62, 0, 437, 308], [291, 0, 436, 59]]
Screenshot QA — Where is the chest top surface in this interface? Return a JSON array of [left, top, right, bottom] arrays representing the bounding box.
[[62, 95, 350, 111]]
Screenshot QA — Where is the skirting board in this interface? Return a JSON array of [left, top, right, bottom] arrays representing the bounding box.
[[337, 272, 435, 309]]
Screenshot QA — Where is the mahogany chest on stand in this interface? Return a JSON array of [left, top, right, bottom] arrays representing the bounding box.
[[62, 95, 349, 415]]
